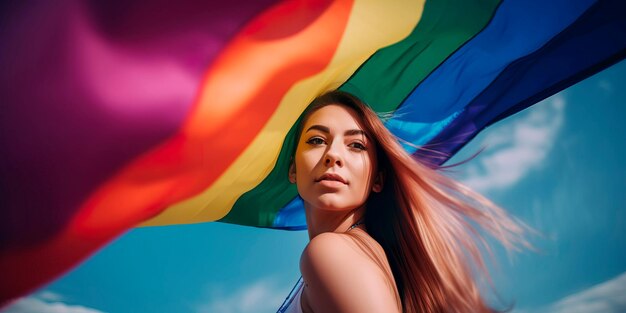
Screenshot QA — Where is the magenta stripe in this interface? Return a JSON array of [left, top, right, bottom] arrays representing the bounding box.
[[0, 0, 279, 250]]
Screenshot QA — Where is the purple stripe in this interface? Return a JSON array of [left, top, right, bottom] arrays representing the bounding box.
[[0, 0, 278, 251]]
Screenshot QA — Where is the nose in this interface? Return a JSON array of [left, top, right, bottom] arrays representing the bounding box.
[[324, 145, 343, 167]]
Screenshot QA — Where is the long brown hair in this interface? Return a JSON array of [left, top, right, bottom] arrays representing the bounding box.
[[294, 90, 535, 312]]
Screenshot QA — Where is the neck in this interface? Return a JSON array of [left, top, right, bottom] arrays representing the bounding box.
[[304, 203, 367, 240]]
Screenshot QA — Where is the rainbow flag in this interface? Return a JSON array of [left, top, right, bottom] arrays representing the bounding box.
[[1, 0, 625, 304]]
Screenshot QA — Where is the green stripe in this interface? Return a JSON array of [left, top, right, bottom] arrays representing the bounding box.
[[340, 0, 501, 111], [219, 116, 301, 227], [220, 0, 501, 227]]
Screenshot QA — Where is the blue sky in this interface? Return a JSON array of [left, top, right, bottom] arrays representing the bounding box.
[[3, 60, 625, 313]]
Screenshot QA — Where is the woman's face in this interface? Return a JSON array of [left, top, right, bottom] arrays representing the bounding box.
[[289, 104, 382, 212]]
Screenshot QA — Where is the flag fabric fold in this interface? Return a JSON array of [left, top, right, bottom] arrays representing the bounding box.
[[1, 0, 625, 304]]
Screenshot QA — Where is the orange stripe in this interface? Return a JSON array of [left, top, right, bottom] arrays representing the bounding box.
[[74, 0, 353, 230], [0, 0, 354, 301]]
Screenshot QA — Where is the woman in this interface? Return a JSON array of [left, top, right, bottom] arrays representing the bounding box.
[[278, 91, 533, 313]]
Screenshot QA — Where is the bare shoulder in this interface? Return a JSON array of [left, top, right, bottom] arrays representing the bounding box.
[[300, 232, 401, 313]]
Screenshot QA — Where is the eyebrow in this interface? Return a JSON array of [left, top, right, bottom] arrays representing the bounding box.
[[305, 125, 368, 137]]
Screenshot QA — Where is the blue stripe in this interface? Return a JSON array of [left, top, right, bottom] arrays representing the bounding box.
[[272, 196, 307, 230], [387, 0, 596, 148], [422, 0, 626, 164], [271, 0, 626, 229]]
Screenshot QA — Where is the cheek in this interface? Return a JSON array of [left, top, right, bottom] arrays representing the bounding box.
[[293, 148, 320, 191], [348, 155, 376, 196], [352, 153, 375, 181], [295, 149, 317, 174]]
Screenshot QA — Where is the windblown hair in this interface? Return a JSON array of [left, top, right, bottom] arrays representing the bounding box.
[[294, 90, 535, 313]]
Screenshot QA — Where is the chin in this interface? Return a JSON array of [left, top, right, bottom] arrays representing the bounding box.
[[312, 196, 359, 212]]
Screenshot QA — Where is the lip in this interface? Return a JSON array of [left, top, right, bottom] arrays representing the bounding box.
[[315, 173, 348, 185]]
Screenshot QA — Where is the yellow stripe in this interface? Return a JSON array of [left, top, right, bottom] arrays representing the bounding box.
[[139, 0, 425, 227]]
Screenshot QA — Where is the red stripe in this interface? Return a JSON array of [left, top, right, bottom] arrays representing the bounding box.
[[0, 0, 354, 304]]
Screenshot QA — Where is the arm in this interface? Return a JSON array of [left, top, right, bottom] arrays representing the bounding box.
[[300, 232, 401, 313]]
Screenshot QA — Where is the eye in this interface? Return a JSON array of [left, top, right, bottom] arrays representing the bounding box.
[[349, 142, 367, 151], [306, 137, 326, 145]]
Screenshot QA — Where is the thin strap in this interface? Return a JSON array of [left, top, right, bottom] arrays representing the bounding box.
[[277, 220, 364, 312], [346, 220, 365, 232], [276, 276, 304, 313]]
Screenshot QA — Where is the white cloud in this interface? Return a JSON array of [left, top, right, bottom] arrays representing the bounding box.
[[460, 94, 566, 193], [1, 295, 104, 313], [515, 271, 626, 313], [195, 278, 289, 313], [37, 292, 64, 302]]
